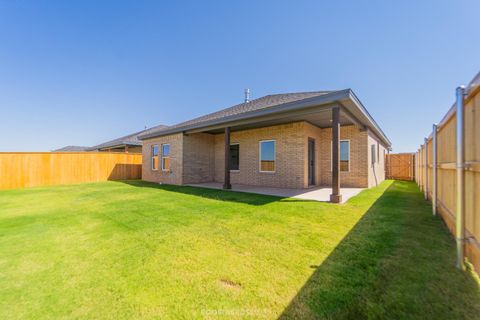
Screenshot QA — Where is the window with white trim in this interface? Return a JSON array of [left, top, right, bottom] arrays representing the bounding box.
[[259, 140, 275, 172], [151, 145, 159, 170], [161, 144, 170, 171], [371, 144, 376, 165]]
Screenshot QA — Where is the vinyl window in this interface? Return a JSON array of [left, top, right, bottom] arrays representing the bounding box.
[[340, 140, 350, 172], [151, 145, 159, 170], [230, 144, 239, 171], [259, 140, 275, 172], [331, 140, 350, 172], [161, 144, 170, 171]]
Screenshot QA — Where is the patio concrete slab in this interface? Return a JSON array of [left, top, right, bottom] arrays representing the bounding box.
[[187, 182, 363, 203]]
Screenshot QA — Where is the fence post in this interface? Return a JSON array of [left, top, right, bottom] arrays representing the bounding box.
[[417, 149, 420, 186], [419, 148, 422, 190], [432, 124, 437, 216], [455, 86, 466, 270], [424, 138, 428, 200]]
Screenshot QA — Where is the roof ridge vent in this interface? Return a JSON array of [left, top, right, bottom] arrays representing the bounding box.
[[244, 88, 250, 103]]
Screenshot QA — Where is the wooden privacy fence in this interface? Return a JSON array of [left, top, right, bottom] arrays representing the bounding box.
[[415, 71, 480, 273], [0, 152, 142, 190], [386, 153, 415, 180]]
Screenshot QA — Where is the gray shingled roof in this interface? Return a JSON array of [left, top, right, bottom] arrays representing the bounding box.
[[139, 91, 333, 139], [88, 124, 169, 151], [53, 146, 90, 152]]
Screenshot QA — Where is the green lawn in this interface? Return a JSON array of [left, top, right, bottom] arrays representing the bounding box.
[[0, 180, 478, 319]]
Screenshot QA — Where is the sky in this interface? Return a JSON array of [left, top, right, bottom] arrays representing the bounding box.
[[0, 0, 478, 152]]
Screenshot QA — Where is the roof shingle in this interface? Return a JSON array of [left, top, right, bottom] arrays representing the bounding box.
[[88, 124, 169, 151], [139, 91, 333, 139]]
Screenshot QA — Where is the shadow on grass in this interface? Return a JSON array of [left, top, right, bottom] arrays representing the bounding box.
[[118, 180, 292, 206], [279, 180, 480, 319]]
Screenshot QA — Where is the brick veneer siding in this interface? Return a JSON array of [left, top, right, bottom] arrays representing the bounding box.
[[317, 124, 369, 188], [142, 133, 184, 185], [214, 122, 306, 188], [367, 130, 387, 187], [183, 133, 215, 184], [141, 121, 377, 189]]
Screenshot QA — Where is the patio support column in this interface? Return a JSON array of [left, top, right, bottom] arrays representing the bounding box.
[[223, 127, 232, 189], [330, 106, 342, 203]]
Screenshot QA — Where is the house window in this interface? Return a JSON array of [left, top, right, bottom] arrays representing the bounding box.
[[151, 145, 159, 170], [230, 144, 239, 171], [259, 140, 275, 172], [340, 140, 350, 172], [330, 140, 350, 172], [371, 144, 376, 165], [161, 144, 170, 171]]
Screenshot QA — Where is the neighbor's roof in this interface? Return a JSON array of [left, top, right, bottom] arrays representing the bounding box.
[[53, 145, 90, 152], [88, 124, 169, 151], [138, 90, 391, 147]]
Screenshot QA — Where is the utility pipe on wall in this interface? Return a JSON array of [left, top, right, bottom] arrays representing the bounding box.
[[432, 124, 437, 216], [455, 86, 466, 270], [424, 138, 428, 200]]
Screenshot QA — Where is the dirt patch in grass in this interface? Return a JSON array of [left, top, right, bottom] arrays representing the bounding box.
[[220, 278, 242, 289]]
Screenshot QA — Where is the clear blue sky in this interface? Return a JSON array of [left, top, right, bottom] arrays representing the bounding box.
[[0, 0, 478, 152]]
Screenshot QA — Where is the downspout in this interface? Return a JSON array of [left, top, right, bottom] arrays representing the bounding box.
[[455, 86, 466, 270], [432, 124, 437, 216]]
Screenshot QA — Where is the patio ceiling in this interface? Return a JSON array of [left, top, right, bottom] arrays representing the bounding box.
[[188, 104, 355, 134]]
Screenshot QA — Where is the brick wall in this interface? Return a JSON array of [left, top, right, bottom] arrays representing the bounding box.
[[367, 130, 387, 187], [141, 121, 377, 189], [214, 122, 306, 188], [142, 133, 184, 185], [183, 133, 215, 184], [318, 125, 369, 188]]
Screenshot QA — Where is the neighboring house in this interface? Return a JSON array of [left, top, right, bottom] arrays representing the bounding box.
[[87, 130, 145, 153], [87, 125, 169, 153], [55, 125, 169, 153], [53, 145, 90, 152], [138, 89, 391, 202]]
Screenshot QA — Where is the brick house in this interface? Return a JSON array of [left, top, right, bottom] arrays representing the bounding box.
[[138, 89, 391, 202], [86, 124, 169, 153]]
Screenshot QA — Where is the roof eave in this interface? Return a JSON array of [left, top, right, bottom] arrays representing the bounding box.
[[346, 90, 392, 147], [87, 141, 142, 151], [138, 89, 391, 148], [138, 90, 351, 140]]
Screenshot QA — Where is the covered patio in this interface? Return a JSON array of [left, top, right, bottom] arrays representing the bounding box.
[[140, 89, 391, 202], [187, 182, 364, 203], [184, 90, 375, 203]]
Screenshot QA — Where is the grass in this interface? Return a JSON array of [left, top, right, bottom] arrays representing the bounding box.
[[0, 180, 478, 319]]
